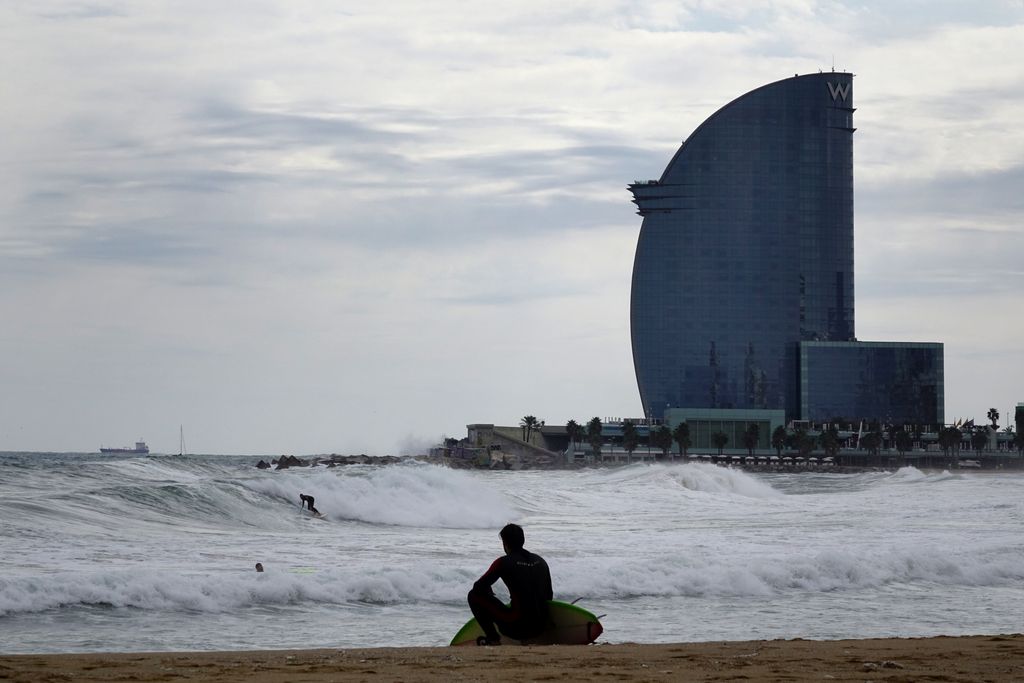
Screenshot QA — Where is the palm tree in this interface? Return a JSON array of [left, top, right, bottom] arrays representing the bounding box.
[[565, 419, 581, 454], [860, 431, 882, 457], [970, 427, 988, 454], [938, 426, 962, 458], [622, 421, 639, 462], [742, 423, 760, 457], [652, 425, 673, 459], [797, 429, 817, 458], [771, 425, 787, 456], [820, 426, 840, 458], [672, 422, 691, 461], [712, 431, 728, 456], [586, 417, 603, 459], [987, 408, 999, 430], [895, 430, 913, 460], [788, 428, 814, 457], [520, 415, 540, 443]]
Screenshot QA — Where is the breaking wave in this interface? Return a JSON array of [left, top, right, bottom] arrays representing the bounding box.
[[3, 544, 1021, 618], [242, 462, 517, 528]]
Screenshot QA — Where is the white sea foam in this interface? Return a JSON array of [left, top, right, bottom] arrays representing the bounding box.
[[575, 463, 781, 499], [666, 463, 782, 498], [0, 566, 471, 617], [243, 462, 517, 528], [2, 453, 1023, 652], [555, 545, 1024, 601], [884, 466, 958, 484], [4, 543, 1021, 619]]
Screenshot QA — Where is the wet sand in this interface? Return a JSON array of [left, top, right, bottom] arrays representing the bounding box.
[[2, 634, 1022, 682]]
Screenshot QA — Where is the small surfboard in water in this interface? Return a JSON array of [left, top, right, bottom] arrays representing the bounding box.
[[449, 599, 603, 646]]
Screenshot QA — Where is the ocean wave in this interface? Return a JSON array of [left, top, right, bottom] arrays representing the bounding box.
[[665, 463, 782, 498], [34, 477, 298, 533], [3, 458, 518, 533], [555, 545, 1024, 600], [578, 463, 782, 499], [242, 462, 518, 528], [883, 466, 958, 484], [0, 565, 475, 617], [4, 544, 1022, 618]]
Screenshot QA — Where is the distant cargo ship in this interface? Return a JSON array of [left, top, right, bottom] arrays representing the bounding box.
[[100, 440, 149, 454]]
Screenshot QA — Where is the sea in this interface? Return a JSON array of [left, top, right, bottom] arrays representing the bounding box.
[[1, 452, 1022, 654]]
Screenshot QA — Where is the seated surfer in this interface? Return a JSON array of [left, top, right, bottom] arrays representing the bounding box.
[[467, 523, 552, 646], [299, 493, 320, 515]]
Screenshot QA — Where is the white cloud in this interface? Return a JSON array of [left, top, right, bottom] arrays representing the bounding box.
[[1, 1, 1022, 452]]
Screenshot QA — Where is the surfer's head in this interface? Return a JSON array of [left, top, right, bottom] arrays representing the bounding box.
[[499, 523, 525, 552]]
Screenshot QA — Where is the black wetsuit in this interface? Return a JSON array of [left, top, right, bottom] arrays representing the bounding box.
[[467, 547, 553, 642], [299, 494, 319, 514]]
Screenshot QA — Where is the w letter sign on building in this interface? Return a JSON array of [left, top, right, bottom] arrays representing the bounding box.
[[828, 82, 851, 102]]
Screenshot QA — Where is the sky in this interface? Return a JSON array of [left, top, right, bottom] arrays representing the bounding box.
[[2, 1, 1023, 456]]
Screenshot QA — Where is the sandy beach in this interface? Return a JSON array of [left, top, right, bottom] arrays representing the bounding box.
[[2, 635, 1022, 682]]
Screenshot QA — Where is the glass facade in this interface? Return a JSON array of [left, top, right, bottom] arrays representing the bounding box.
[[629, 73, 945, 426], [799, 342, 944, 426], [664, 408, 785, 451], [630, 73, 856, 421]]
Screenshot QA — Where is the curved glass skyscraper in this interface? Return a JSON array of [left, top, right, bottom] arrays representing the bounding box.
[[630, 72, 857, 420], [629, 70, 947, 431]]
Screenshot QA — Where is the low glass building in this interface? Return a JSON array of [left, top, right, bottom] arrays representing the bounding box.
[[799, 341, 944, 425], [664, 408, 785, 451]]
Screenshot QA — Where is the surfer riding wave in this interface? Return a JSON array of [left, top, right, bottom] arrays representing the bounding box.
[[299, 493, 320, 515]]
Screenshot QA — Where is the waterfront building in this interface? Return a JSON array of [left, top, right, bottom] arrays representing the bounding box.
[[629, 72, 943, 430], [799, 341, 943, 424], [663, 408, 785, 451]]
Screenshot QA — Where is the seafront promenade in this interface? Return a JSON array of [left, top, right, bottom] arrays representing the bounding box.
[[438, 422, 1024, 471], [441, 440, 1024, 472], [253, 444, 1022, 473], [581, 448, 1024, 471]]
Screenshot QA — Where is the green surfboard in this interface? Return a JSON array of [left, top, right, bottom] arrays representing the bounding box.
[[450, 599, 604, 646]]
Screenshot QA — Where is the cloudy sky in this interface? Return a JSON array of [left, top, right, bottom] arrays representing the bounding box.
[[2, 1, 1022, 455]]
